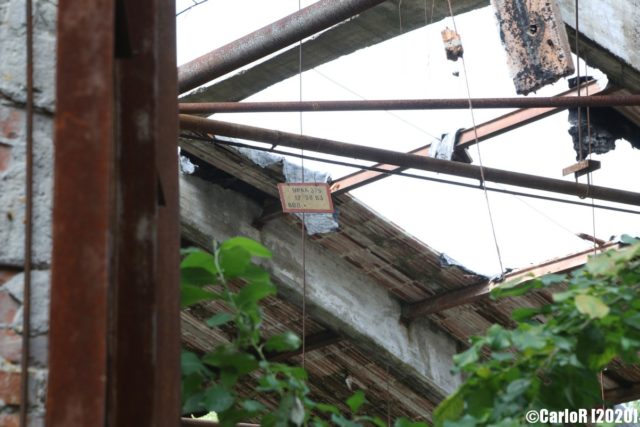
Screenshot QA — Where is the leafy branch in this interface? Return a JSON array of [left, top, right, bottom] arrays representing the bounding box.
[[433, 236, 640, 427], [180, 237, 427, 427]]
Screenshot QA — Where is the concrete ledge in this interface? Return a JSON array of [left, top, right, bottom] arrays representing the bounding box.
[[180, 174, 461, 402]]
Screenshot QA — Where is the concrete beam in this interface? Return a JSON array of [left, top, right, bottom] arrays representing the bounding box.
[[179, 174, 462, 403]]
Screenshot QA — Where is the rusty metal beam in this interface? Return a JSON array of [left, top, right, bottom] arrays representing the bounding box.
[[174, 85, 640, 114], [109, 1, 181, 427], [47, 1, 115, 425], [401, 242, 620, 320], [178, 0, 386, 93], [330, 81, 603, 193], [48, 1, 180, 427], [179, 115, 640, 207]]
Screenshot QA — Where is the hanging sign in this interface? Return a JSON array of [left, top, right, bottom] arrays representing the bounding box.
[[277, 183, 334, 213]]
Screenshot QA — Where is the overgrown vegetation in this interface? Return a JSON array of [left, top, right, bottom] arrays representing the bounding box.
[[181, 236, 640, 426], [434, 235, 640, 426]]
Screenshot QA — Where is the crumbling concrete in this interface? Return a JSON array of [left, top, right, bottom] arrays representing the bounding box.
[[567, 78, 640, 159], [180, 174, 462, 401], [491, 0, 574, 94]]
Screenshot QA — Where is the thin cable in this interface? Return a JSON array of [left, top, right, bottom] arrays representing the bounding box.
[[180, 134, 640, 216], [444, 0, 505, 275], [21, 0, 34, 425], [584, 65, 598, 254], [298, 0, 307, 371], [386, 365, 391, 427], [311, 69, 440, 142]]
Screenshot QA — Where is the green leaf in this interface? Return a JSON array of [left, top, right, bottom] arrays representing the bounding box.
[[181, 284, 217, 308], [502, 378, 530, 402], [394, 418, 429, 427], [330, 414, 361, 427], [575, 294, 610, 319], [235, 280, 276, 309], [486, 324, 511, 350], [621, 234, 640, 245], [511, 307, 542, 321], [207, 312, 234, 327], [181, 351, 208, 377], [219, 246, 252, 278], [202, 385, 234, 413], [315, 403, 340, 415], [265, 331, 301, 352], [181, 250, 217, 273], [623, 313, 640, 330], [242, 399, 265, 413], [346, 390, 366, 413], [221, 237, 272, 258], [433, 390, 464, 427], [586, 252, 616, 276], [453, 345, 479, 370], [491, 279, 540, 298], [181, 267, 217, 287], [203, 349, 258, 376], [540, 273, 566, 286]]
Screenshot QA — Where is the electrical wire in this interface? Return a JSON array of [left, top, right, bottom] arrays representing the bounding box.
[[21, 0, 34, 425], [298, 0, 307, 371], [444, 0, 505, 275]]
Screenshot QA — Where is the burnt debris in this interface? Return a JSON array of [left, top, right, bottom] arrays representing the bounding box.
[[568, 77, 640, 159]]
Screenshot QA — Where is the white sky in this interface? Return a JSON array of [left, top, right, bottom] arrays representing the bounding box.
[[176, 0, 640, 276]]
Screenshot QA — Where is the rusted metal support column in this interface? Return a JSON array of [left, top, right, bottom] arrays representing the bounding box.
[[48, 1, 180, 427], [110, 1, 181, 427], [48, 1, 115, 425], [177, 0, 386, 93], [179, 115, 640, 207]]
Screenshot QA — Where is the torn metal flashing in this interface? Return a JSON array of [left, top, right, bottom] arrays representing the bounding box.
[[492, 0, 574, 94], [233, 142, 340, 235]]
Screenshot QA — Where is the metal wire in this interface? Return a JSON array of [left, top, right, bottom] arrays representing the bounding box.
[[21, 0, 34, 425], [444, 0, 505, 275]]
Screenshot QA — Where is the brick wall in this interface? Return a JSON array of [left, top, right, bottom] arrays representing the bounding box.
[[0, 0, 56, 425]]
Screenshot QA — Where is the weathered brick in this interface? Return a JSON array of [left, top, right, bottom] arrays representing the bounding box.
[[0, 370, 21, 405], [0, 413, 20, 427], [0, 291, 19, 325], [0, 268, 20, 286], [0, 328, 21, 363], [0, 143, 11, 172], [0, 107, 24, 143]]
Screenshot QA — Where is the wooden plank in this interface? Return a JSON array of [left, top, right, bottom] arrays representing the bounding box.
[[562, 159, 601, 177]]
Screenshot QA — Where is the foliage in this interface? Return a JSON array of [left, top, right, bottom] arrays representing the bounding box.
[[433, 236, 640, 427], [180, 237, 428, 427]]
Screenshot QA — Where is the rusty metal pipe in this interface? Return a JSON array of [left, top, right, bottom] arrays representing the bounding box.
[[179, 94, 640, 114], [177, 0, 386, 93], [179, 114, 640, 207]]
